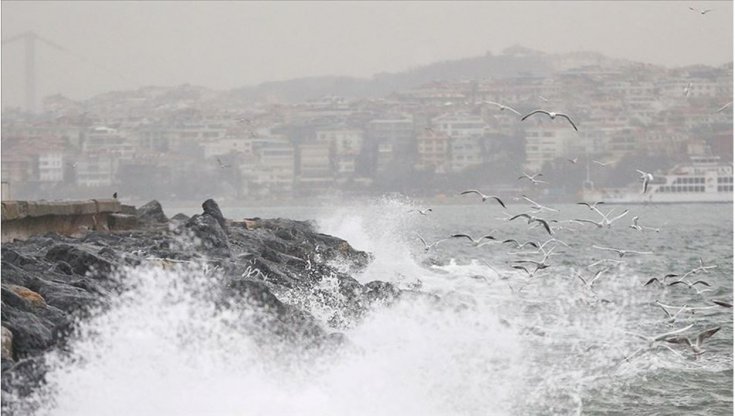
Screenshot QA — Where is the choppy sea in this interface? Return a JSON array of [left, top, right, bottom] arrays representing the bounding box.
[[14, 198, 734, 415]]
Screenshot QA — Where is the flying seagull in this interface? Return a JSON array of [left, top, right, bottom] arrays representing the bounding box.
[[656, 302, 689, 324], [636, 170, 654, 194], [576, 268, 608, 291], [216, 157, 231, 169], [460, 190, 506, 208], [451, 233, 497, 247], [577, 201, 605, 210], [665, 327, 720, 355], [409, 208, 433, 216], [624, 324, 694, 362], [573, 207, 629, 228], [520, 195, 559, 212], [715, 101, 732, 113], [509, 213, 554, 235], [521, 110, 578, 131], [629, 216, 660, 232], [502, 239, 540, 249], [643, 274, 680, 286], [592, 245, 652, 258], [689, 6, 713, 15], [483, 100, 522, 116], [592, 160, 610, 167], [668, 279, 711, 290], [567, 157, 578, 164], [518, 172, 547, 185], [416, 234, 446, 252]]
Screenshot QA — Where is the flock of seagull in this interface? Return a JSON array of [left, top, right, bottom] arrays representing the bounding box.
[[411, 75, 730, 361], [412, 187, 730, 361]]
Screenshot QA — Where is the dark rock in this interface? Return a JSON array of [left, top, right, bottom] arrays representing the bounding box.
[[52, 261, 74, 275], [136, 200, 168, 224], [202, 199, 226, 230], [170, 213, 190, 223], [365, 280, 401, 304], [45, 244, 114, 277], [185, 214, 229, 252]]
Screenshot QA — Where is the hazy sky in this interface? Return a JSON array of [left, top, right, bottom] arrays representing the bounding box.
[[1, 1, 732, 108]]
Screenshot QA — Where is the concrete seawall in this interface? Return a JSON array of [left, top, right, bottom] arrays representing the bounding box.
[[1, 199, 137, 242]]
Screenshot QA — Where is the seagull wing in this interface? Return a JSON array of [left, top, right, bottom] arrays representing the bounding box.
[[451, 234, 475, 242], [521, 241, 540, 249], [712, 300, 733, 308], [696, 327, 721, 344], [691, 280, 710, 287], [532, 218, 553, 235], [668, 281, 688, 287], [590, 268, 607, 284], [521, 110, 550, 121], [657, 303, 673, 318], [609, 209, 630, 224], [576, 273, 588, 286], [557, 113, 578, 131], [416, 234, 429, 247], [461, 190, 484, 199], [573, 219, 602, 227], [654, 324, 695, 341], [491, 196, 507, 208], [644, 277, 662, 286], [509, 213, 531, 222], [505, 105, 522, 116]]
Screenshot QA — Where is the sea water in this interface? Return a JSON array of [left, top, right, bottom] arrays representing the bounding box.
[[11, 199, 733, 415]]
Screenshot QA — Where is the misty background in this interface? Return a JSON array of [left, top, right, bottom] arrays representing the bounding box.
[[1, 1, 732, 205]]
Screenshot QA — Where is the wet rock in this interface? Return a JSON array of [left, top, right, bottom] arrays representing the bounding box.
[[186, 214, 229, 251], [2, 327, 13, 361], [45, 244, 114, 277], [365, 280, 401, 305], [136, 200, 168, 224], [170, 213, 190, 224], [202, 199, 227, 230], [5, 286, 46, 309]]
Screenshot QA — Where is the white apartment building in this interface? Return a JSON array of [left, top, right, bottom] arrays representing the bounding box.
[[432, 113, 487, 138], [38, 152, 64, 182], [524, 126, 580, 171]]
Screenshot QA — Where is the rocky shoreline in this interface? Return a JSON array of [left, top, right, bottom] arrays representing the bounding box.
[[1, 199, 408, 411]]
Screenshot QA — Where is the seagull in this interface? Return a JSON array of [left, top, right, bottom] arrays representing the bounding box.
[[587, 258, 624, 269], [460, 190, 506, 208], [513, 245, 556, 272], [567, 157, 578, 164], [512, 264, 536, 277], [624, 324, 695, 361], [592, 160, 610, 167], [592, 245, 652, 258], [410, 208, 433, 216], [483, 100, 522, 116], [656, 302, 689, 324], [502, 239, 540, 249], [629, 216, 660, 232], [668, 279, 711, 291], [636, 170, 654, 194], [665, 327, 720, 355], [715, 101, 732, 113], [416, 234, 446, 252], [509, 213, 554, 235], [573, 207, 629, 228], [683, 82, 692, 97], [451, 233, 497, 247], [518, 172, 547, 185], [538, 95, 550, 103], [520, 195, 558, 212], [576, 268, 608, 291], [577, 201, 605, 210], [687, 257, 718, 275], [521, 110, 578, 131], [689, 6, 713, 15], [216, 157, 231, 169], [643, 274, 680, 286]]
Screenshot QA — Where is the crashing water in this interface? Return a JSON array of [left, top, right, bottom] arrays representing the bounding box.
[[8, 199, 733, 415]]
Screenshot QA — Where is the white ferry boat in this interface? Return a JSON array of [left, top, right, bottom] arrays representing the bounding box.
[[581, 156, 733, 203]]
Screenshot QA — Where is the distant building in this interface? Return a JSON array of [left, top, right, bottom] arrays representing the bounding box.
[[432, 112, 487, 138], [416, 128, 450, 172]]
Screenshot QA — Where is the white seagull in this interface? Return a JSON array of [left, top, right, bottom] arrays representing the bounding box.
[[592, 160, 610, 167], [715, 101, 732, 113], [577, 201, 605, 210], [483, 100, 522, 116], [592, 245, 652, 258], [656, 302, 689, 325], [567, 157, 579, 164], [460, 190, 506, 208], [689, 6, 713, 15], [665, 327, 721, 355], [636, 170, 654, 194], [629, 216, 660, 232], [410, 208, 433, 216], [216, 157, 231, 169], [573, 207, 629, 228], [509, 213, 554, 235], [624, 324, 694, 361], [576, 268, 608, 291], [521, 109, 578, 131], [520, 195, 559, 212], [416, 234, 446, 252], [518, 172, 547, 185], [451, 233, 497, 247]]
